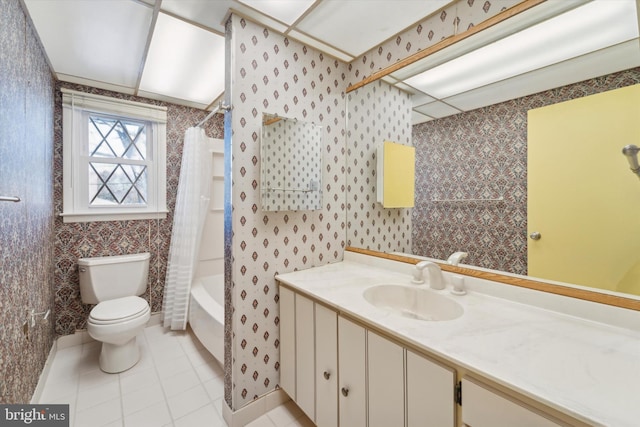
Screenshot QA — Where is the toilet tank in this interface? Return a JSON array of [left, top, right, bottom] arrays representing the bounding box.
[[78, 253, 150, 304]]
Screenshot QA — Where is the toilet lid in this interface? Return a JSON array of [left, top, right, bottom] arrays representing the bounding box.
[[90, 296, 149, 323]]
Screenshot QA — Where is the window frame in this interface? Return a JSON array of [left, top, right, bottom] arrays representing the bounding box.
[[61, 88, 168, 223]]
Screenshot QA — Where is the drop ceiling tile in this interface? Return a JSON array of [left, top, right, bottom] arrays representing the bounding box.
[[160, 0, 234, 34], [238, 0, 316, 25], [139, 13, 225, 106], [24, 0, 152, 88], [286, 30, 354, 62], [296, 0, 451, 57], [414, 101, 461, 119], [412, 110, 434, 125], [394, 83, 436, 106]]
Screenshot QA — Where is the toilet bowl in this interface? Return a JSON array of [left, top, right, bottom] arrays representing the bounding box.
[[87, 296, 151, 373], [78, 253, 151, 373]]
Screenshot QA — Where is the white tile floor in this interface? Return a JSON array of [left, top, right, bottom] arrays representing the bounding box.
[[38, 324, 312, 427]]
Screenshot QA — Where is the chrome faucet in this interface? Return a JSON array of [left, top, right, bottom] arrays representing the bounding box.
[[412, 261, 445, 290], [447, 251, 468, 266]]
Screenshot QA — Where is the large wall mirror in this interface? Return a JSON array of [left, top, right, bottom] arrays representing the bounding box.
[[345, 0, 640, 305], [261, 113, 323, 211]]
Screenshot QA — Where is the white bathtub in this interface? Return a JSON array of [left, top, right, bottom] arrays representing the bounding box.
[[189, 274, 224, 365]]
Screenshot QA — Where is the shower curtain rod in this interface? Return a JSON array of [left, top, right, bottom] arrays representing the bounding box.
[[196, 101, 230, 128]]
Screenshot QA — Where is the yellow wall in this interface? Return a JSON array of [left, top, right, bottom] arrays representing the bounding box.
[[528, 84, 640, 294]]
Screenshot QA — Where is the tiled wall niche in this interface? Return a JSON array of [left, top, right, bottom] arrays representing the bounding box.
[[0, 0, 56, 404]]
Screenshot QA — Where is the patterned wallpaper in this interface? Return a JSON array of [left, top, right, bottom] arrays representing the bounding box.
[[226, 14, 349, 408], [261, 117, 323, 211], [412, 67, 640, 275], [346, 80, 413, 252], [53, 82, 224, 335], [0, 0, 56, 404]]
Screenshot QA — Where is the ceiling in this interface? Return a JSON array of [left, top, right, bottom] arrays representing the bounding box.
[[22, 0, 640, 123]]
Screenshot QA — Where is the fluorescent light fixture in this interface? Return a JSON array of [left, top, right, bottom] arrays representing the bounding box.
[[296, 0, 452, 57], [139, 13, 225, 106], [239, 0, 316, 25], [24, 0, 152, 87], [405, 0, 639, 99]]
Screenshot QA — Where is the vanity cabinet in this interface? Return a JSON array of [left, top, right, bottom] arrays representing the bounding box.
[[461, 377, 564, 427], [367, 331, 404, 427], [316, 304, 338, 427], [337, 317, 367, 427], [279, 284, 456, 427], [280, 288, 339, 426], [279, 287, 295, 398], [407, 350, 456, 427]]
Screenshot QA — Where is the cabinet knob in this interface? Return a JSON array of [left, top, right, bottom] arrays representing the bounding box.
[[323, 371, 331, 380], [341, 387, 349, 397], [529, 231, 542, 241]]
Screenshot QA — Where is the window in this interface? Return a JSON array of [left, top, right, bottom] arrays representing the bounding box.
[[61, 88, 167, 222]]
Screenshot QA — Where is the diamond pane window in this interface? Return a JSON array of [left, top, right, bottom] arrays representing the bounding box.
[[88, 163, 147, 206], [62, 89, 167, 222], [89, 115, 147, 160], [87, 114, 150, 207]]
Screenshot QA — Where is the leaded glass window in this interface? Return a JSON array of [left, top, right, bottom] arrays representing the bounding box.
[[61, 88, 167, 223], [87, 115, 150, 207]]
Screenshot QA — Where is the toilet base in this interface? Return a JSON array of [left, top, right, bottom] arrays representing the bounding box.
[[98, 337, 140, 373]]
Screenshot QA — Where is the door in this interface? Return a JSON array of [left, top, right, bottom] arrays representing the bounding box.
[[279, 286, 295, 398], [295, 294, 315, 420], [338, 316, 367, 427], [406, 350, 456, 427], [315, 304, 338, 427], [528, 84, 640, 293], [368, 331, 404, 427]]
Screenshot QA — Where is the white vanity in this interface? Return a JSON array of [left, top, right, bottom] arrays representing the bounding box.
[[276, 251, 640, 427]]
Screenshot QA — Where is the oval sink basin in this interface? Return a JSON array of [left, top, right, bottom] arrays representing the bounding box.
[[363, 284, 463, 321]]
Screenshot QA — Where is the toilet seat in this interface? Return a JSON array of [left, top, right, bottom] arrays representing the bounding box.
[[89, 296, 150, 325]]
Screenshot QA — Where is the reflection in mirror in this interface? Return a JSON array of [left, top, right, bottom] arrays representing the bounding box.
[[260, 113, 322, 211], [346, 0, 640, 299], [346, 81, 412, 251]]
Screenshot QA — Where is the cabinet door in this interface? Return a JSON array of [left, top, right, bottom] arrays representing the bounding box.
[[315, 304, 338, 427], [368, 331, 404, 427], [406, 350, 456, 427], [295, 295, 315, 420], [338, 316, 367, 427], [462, 378, 562, 427], [279, 286, 295, 398]]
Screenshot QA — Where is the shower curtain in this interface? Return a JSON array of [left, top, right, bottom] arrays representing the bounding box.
[[163, 127, 212, 330]]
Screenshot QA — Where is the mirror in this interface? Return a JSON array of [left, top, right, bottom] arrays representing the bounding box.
[[345, 1, 640, 301], [261, 113, 323, 211]]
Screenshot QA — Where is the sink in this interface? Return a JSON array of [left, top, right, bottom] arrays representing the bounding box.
[[363, 284, 463, 321]]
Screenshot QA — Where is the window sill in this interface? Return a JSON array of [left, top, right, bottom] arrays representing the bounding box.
[[60, 210, 168, 223]]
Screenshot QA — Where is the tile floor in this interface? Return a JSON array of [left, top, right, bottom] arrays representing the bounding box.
[[38, 324, 312, 427]]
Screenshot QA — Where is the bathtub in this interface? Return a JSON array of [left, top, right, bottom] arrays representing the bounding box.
[[189, 274, 224, 365]]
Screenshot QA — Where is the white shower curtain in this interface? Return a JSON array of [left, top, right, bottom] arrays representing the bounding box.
[[163, 127, 212, 330]]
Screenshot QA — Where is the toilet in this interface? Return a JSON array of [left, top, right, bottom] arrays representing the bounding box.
[[78, 252, 151, 373]]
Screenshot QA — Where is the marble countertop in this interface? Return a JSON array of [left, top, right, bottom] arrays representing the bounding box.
[[276, 257, 640, 427]]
